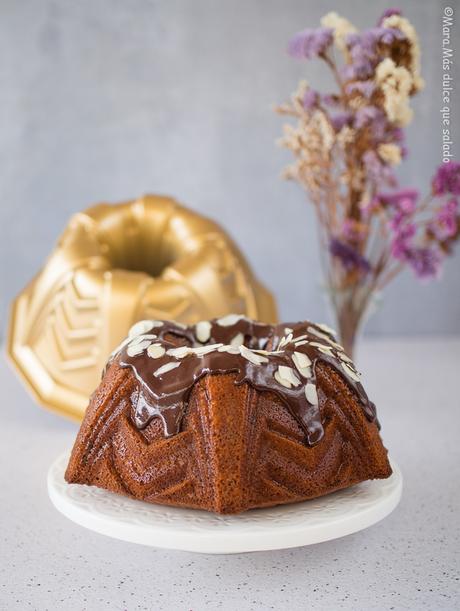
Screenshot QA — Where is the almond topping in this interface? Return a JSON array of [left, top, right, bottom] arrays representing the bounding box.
[[230, 332, 244, 347], [128, 320, 164, 338], [166, 346, 191, 358], [191, 343, 223, 356], [239, 345, 268, 365], [153, 361, 180, 377], [216, 313, 245, 327], [341, 361, 360, 381], [217, 345, 240, 354], [127, 339, 152, 357], [305, 383, 318, 405], [292, 352, 312, 378], [195, 320, 212, 343], [146, 344, 166, 359], [277, 366, 301, 387]]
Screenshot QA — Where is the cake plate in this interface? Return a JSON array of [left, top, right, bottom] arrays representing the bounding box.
[[48, 451, 402, 554]]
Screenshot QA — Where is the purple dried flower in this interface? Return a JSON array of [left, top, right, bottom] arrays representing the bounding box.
[[406, 247, 443, 280], [329, 238, 371, 273], [341, 61, 374, 81], [376, 26, 406, 45], [355, 105, 382, 128], [288, 28, 333, 60], [303, 89, 318, 110], [345, 80, 376, 99], [355, 106, 389, 142], [430, 198, 459, 240], [321, 94, 340, 106], [330, 112, 353, 132], [390, 222, 416, 259], [342, 26, 407, 80], [363, 150, 397, 187], [354, 105, 379, 127], [351, 27, 406, 53], [378, 188, 419, 214], [432, 162, 460, 196], [391, 127, 405, 142]]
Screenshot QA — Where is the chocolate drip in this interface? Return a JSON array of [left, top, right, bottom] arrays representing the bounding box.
[[111, 316, 378, 446]]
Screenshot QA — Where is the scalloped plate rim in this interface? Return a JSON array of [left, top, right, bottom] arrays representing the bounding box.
[[48, 450, 402, 554]]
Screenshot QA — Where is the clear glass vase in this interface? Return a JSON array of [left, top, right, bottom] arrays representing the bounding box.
[[323, 283, 381, 359]]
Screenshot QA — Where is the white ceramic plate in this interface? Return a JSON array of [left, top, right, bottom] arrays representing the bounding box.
[[48, 451, 402, 554]]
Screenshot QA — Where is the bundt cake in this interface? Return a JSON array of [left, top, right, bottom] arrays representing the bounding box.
[[65, 316, 392, 514]]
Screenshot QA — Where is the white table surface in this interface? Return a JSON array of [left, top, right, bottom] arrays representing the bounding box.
[[1, 337, 459, 611]]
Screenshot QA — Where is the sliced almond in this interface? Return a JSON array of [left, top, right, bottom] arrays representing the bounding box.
[[309, 341, 331, 350], [292, 352, 312, 378], [239, 345, 268, 365], [310, 341, 333, 355], [195, 320, 212, 343], [317, 322, 337, 337], [278, 333, 293, 349], [341, 361, 360, 382], [277, 365, 301, 387], [217, 345, 240, 354], [216, 313, 245, 327], [293, 351, 311, 368], [308, 326, 343, 350], [191, 343, 223, 356], [128, 320, 154, 338], [305, 383, 318, 405], [153, 361, 180, 377], [307, 326, 332, 343], [339, 352, 353, 364], [284, 327, 293, 335], [127, 339, 152, 357], [129, 333, 156, 345], [166, 346, 191, 358], [293, 334, 308, 342], [274, 370, 292, 388], [230, 332, 244, 347], [147, 343, 166, 359]]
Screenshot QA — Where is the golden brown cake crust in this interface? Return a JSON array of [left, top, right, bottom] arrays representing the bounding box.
[[65, 317, 392, 514]]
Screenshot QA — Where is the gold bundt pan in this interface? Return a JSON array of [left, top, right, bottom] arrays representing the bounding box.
[[7, 195, 277, 421]]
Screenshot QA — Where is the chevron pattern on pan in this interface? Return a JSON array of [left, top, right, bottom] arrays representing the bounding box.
[[39, 274, 102, 371]]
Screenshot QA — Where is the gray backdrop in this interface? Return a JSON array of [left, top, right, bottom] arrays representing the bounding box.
[[1, 0, 459, 338]]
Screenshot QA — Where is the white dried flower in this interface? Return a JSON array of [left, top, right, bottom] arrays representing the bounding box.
[[382, 14, 424, 92], [375, 58, 414, 126], [321, 12, 357, 55], [378, 143, 402, 166], [337, 126, 356, 148]]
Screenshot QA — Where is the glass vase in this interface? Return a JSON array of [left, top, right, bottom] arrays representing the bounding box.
[[323, 284, 381, 360]]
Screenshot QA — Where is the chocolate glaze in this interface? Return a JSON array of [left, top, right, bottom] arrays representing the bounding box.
[[110, 316, 378, 446]]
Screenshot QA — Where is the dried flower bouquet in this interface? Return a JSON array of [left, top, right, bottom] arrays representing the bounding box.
[[277, 9, 459, 356]]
